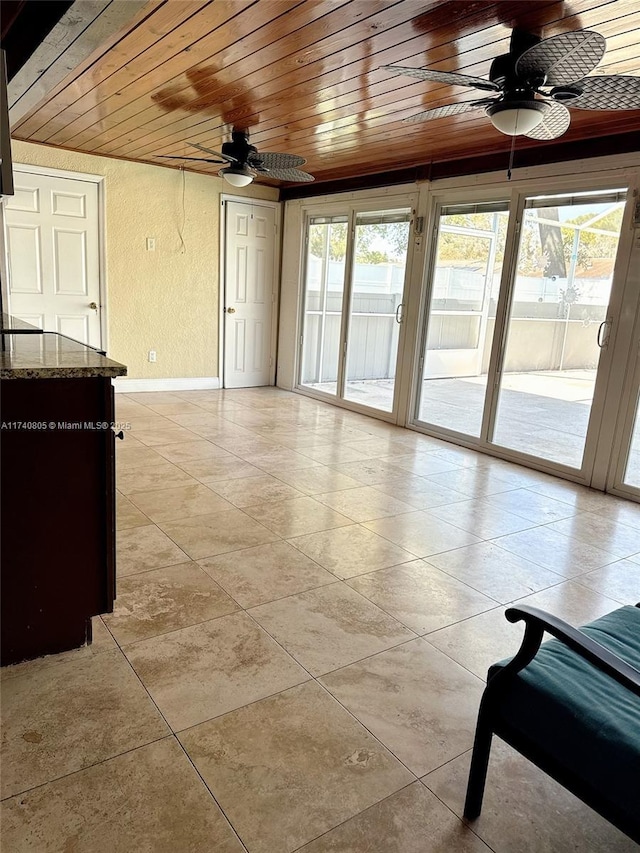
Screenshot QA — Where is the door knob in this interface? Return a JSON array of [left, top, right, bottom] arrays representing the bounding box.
[[89, 301, 98, 311], [226, 307, 236, 314]]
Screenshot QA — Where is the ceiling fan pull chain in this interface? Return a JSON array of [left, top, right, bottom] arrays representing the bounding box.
[[507, 133, 517, 181]]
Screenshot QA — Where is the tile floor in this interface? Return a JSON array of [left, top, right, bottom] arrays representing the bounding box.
[[2, 387, 640, 852]]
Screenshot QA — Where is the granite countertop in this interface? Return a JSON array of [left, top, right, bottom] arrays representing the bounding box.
[[0, 314, 43, 334], [0, 332, 127, 379]]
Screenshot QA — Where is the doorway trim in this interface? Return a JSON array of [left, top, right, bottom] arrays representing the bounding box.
[[219, 194, 282, 389]]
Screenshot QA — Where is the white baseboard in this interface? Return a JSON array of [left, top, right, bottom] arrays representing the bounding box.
[[114, 377, 221, 393]]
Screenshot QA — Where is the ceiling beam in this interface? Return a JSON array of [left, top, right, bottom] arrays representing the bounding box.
[[280, 131, 640, 201]]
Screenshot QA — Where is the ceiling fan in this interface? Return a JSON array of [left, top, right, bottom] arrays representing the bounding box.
[[157, 129, 314, 186], [383, 28, 640, 140]]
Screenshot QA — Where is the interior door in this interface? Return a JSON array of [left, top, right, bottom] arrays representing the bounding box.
[[223, 201, 276, 389], [4, 170, 102, 345]]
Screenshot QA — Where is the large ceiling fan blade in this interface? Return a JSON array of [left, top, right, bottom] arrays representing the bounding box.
[[404, 99, 496, 124], [260, 167, 315, 183], [524, 101, 571, 140], [569, 75, 640, 110], [382, 65, 500, 93], [252, 152, 307, 169], [190, 142, 237, 163], [156, 155, 226, 163], [515, 30, 606, 86]]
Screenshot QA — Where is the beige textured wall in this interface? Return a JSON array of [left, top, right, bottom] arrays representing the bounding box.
[[11, 141, 279, 379]]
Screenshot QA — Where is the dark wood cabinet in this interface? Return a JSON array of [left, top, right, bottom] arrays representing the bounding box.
[[1, 376, 118, 666]]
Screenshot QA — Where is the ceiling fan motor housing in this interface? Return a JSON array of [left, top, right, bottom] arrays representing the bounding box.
[[222, 130, 259, 166]]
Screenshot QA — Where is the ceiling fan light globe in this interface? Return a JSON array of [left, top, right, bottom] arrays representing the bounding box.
[[220, 166, 254, 187], [486, 100, 548, 135]]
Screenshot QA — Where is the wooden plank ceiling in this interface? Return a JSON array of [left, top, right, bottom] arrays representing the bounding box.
[[10, 0, 640, 188]]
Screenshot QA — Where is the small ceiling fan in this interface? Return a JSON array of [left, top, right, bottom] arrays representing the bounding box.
[[157, 129, 314, 186], [383, 28, 640, 140]]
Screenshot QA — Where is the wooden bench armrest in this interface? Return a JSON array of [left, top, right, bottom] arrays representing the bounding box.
[[491, 605, 640, 697]]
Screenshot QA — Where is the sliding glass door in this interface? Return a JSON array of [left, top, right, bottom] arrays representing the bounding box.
[[492, 189, 626, 469], [299, 215, 348, 396], [299, 206, 413, 417], [417, 202, 509, 435], [344, 211, 411, 412], [414, 186, 629, 480]]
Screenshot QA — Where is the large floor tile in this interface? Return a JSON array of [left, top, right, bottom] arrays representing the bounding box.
[[243, 496, 352, 538], [427, 542, 563, 602], [297, 782, 490, 852], [153, 439, 233, 463], [116, 524, 190, 576], [347, 560, 497, 634], [0, 650, 169, 799], [575, 560, 640, 605], [426, 580, 620, 679], [484, 487, 579, 524], [427, 499, 536, 539], [178, 681, 413, 853], [115, 444, 164, 470], [102, 563, 239, 644], [128, 482, 233, 523], [207, 473, 305, 507], [116, 460, 198, 495], [425, 607, 522, 680], [321, 638, 483, 776], [133, 425, 199, 446], [331, 458, 414, 486], [289, 524, 416, 579], [146, 401, 208, 415], [424, 467, 521, 497], [177, 455, 264, 482], [124, 612, 308, 730], [272, 466, 363, 495], [546, 512, 640, 558], [314, 485, 416, 522], [159, 508, 279, 560], [297, 443, 370, 464], [116, 492, 149, 530], [249, 583, 415, 676], [198, 540, 335, 607], [0, 738, 244, 853], [373, 476, 469, 510], [423, 740, 637, 852], [364, 511, 480, 558], [384, 453, 461, 477], [492, 524, 617, 577], [240, 446, 323, 473]]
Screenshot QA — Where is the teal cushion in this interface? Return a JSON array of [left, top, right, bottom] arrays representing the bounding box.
[[489, 606, 640, 823]]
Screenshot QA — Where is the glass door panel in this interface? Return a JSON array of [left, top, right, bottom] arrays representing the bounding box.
[[299, 215, 348, 396], [492, 189, 626, 468], [417, 203, 509, 435], [623, 392, 640, 489], [344, 210, 411, 413]]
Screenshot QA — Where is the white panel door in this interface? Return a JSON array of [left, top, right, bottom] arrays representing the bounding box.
[[4, 171, 101, 346], [224, 201, 276, 388]]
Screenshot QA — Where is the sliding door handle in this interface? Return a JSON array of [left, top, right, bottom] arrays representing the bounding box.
[[597, 319, 611, 348], [395, 303, 404, 324]]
